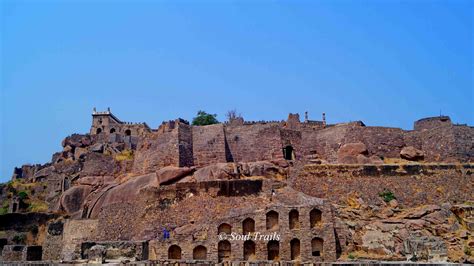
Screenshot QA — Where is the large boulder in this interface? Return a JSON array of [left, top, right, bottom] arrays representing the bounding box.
[[193, 163, 238, 182], [62, 134, 91, 148], [60, 185, 93, 215], [400, 146, 425, 161], [88, 173, 158, 218], [156, 166, 195, 185], [338, 142, 369, 164]]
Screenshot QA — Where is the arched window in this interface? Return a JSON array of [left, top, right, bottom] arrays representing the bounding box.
[[242, 218, 255, 234], [96, 128, 102, 134], [290, 238, 301, 260], [267, 240, 279, 260], [168, 245, 181, 259], [289, 209, 299, 229], [243, 240, 256, 261], [125, 129, 131, 136], [266, 211, 279, 230], [311, 237, 324, 257], [310, 208, 322, 228], [193, 245, 207, 260], [218, 223, 232, 235], [110, 128, 116, 133], [218, 240, 231, 262]]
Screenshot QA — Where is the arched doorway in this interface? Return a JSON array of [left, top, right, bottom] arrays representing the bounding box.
[[109, 128, 116, 133], [218, 240, 231, 262], [168, 245, 181, 259], [289, 209, 299, 229], [310, 209, 322, 228], [193, 245, 207, 260], [96, 128, 102, 134], [267, 240, 279, 260], [283, 145, 294, 160], [125, 129, 131, 136], [242, 218, 255, 234], [290, 238, 301, 260], [311, 237, 324, 257], [243, 240, 256, 261], [266, 211, 279, 230]]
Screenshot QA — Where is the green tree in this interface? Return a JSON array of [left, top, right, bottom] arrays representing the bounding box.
[[192, 111, 219, 126]]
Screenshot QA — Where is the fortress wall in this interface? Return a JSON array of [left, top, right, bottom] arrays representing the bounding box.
[[453, 125, 474, 162], [418, 126, 457, 162], [132, 129, 180, 174], [225, 124, 284, 162], [301, 125, 352, 162], [279, 129, 302, 160], [403, 130, 423, 150], [178, 123, 194, 167], [414, 116, 452, 131], [192, 124, 227, 167], [344, 126, 405, 158], [294, 164, 473, 207]]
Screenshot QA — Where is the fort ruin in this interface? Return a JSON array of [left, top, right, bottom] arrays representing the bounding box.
[[0, 109, 473, 264]]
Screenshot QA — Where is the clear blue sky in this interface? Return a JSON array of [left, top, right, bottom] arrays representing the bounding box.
[[1, 0, 472, 182]]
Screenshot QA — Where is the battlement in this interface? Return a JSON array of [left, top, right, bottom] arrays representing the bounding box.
[[414, 116, 452, 131]]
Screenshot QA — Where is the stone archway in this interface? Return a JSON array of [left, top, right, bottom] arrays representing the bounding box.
[[310, 208, 322, 228], [267, 240, 279, 260], [243, 240, 256, 261], [218, 240, 231, 262], [168, 245, 181, 259], [289, 209, 299, 229], [242, 218, 255, 234], [290, 238, 301, 260], [311, 237, 324, 257], [266, 211, 279, 230], [193, 245, 207, 260], [218, 223, 232, 235]]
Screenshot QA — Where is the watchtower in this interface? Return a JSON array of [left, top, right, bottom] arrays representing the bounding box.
[[90, 107, 123, 135]]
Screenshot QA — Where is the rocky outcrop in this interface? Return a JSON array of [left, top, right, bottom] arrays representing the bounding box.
[[87, 173, 158, 218], [156, 166, 195, 185], [400, 146, 425, 161], [337, 142, 381, 164], [335, 195, 474, 263]]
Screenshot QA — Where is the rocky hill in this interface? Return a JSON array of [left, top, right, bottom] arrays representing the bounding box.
[[0, 110, 472, 264]]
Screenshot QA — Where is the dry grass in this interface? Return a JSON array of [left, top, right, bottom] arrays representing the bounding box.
[[115, 149, 134, 161]]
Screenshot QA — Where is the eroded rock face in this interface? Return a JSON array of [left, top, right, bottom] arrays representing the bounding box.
[[401, 146, 425, 161], [335, 195, 473, 263], [88, 173, 158, 218]]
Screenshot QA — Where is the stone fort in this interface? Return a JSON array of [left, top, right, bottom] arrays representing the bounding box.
[[0, 109, 472, 264]]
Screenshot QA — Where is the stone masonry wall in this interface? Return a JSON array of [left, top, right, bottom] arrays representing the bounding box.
[[132, 128, 180, 174], [192, 124, 227, 167], [178, 123, 194, 167], [225, 124, 284, 163], [293, 164, 473, 207]]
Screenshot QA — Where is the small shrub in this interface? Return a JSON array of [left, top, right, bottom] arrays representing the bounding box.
[[18, 191, 28, 200], [12, 233, 26, 244], [348, 253, 355, 260], [115, 150, 134, 161], [379, 189, 396, 202], [27, 201, 48, 212]]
